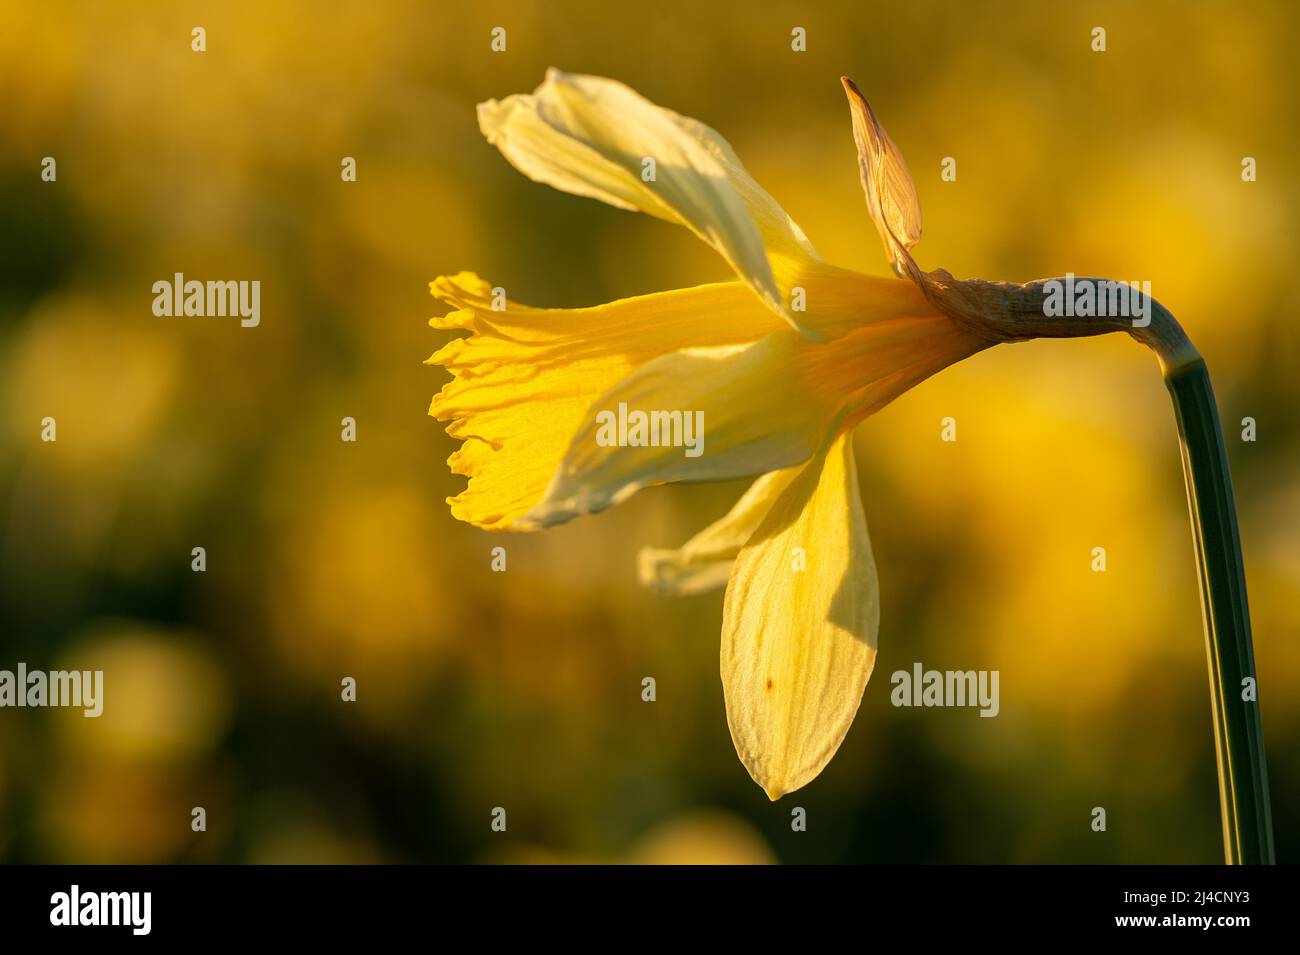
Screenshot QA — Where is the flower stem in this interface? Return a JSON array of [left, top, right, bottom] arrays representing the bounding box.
[[1164, 357, 1274, 864], [933, 274, 1276, 863]]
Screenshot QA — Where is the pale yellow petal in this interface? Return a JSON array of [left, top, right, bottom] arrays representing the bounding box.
[[638, 465, 803, 595], [478, 69, 822, 336], [770, 258, 943, 340], [721, 431, 877, 800], [427, 273, 781, 529]]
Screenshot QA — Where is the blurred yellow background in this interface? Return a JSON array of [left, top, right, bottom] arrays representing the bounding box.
[[1, 0, 1297, 863]]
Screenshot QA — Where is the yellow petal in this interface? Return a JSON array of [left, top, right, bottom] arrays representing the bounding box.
[[427, 273, 782, 529], [638, 465, 804, 595], [478, 69, 822, 337], [770, 258, 943, 341], [526, 307, 988, 528], [721, 431, 877, 800], [841, 78, 924, 283]]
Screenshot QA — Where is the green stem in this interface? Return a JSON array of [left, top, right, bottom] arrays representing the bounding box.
[[924, 273, 1275, 862], [941, 272, 1274, 862], [1165, 358, 1274, 864]]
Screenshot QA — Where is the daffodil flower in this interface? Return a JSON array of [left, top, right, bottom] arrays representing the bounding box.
[[429, 71, 1273, 855]]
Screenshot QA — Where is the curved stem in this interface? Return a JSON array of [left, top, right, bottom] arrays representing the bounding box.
[[927, 273, 1275, 864], [1165, 358, 1274, 864]]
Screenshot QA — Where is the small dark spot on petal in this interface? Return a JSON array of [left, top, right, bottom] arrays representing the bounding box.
[[765, 678, 774, 690]]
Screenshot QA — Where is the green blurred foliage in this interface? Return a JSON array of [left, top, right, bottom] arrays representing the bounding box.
[[0, 0, 1297, 863]]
